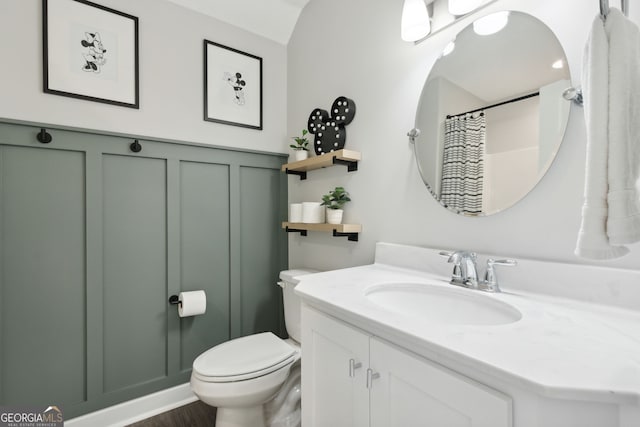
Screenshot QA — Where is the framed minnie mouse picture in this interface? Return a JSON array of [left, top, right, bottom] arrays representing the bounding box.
[[204, 40, 263, 130], [43, 0, 139, 108]]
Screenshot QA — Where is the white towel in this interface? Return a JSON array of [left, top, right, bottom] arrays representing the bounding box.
[[605, 9, 640, 245], [575, 12, 630, 259]]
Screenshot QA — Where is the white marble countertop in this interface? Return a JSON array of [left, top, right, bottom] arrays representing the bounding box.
[[294, 244, 640, 406]]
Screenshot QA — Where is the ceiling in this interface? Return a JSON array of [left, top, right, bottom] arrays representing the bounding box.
[[165, 0, 311, 45]]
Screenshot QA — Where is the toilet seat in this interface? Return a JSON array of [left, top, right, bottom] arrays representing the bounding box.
[[193, 332, 298, 383], [193, 354, 298, 383]]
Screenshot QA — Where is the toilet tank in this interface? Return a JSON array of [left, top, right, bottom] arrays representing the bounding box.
[[278, 269, 318, 343]]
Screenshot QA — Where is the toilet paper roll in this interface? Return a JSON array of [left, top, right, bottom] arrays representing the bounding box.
[[302, 202, 324, 223], [289, 203, 302, 222], [178, 290, 207, 317]]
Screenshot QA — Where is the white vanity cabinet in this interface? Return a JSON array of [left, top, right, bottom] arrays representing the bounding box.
[[301, 305, 370, 427], [302, 306, 512, 427]]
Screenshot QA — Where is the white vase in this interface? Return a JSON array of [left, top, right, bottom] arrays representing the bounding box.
[[326, 209, 343, 225], [294, 150, 308, 161]]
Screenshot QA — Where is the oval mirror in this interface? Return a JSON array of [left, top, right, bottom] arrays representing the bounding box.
[[413, 11, 572, 216]]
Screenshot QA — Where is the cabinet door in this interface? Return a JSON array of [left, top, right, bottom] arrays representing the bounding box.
[[370, 338, 512, 427], [301, 307, 370, 427]]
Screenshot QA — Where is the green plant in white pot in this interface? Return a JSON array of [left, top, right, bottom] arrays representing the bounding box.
[[290, 129, 309, 161], [321, 186, 351, 224]]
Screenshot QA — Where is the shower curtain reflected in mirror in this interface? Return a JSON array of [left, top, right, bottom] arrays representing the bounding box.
[[440, 112, 486, 215]]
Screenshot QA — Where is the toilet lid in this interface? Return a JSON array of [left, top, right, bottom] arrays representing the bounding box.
[[193, 332, 297, 381]]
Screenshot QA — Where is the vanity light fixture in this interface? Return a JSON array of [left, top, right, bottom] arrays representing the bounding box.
[[448, 0, 486, 16], [552, 59, 564, 69], [401, 0, 431, 42], [473, 10, 510, 35], [402, 0, 499, 44]]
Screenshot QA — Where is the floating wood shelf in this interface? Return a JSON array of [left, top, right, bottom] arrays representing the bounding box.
[[283, 222, 362, 242], [282, 149, 361, 180]]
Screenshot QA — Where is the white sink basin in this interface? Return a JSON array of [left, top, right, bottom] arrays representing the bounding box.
[[365, 282, 522, 326]]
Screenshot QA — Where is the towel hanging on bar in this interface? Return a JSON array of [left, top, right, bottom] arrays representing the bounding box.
[[600, 0, 629, 19], [575, 8, 640, 259]]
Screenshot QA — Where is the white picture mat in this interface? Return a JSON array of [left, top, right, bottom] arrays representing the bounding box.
[[46, 0, 136, 104], [206, 43, 261, 128]]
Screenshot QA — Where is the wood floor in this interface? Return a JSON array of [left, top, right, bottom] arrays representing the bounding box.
[[127, 401, 216, 427]]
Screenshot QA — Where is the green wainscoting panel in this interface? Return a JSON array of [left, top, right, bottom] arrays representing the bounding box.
[[239, 166, 285, 336], [0, 145, 86, 406], [102, 155, 168, 393], [0, 120, 288, 419], [178, 161, 230, 371]]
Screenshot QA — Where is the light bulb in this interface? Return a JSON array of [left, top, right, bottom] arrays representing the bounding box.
[[401, 0, 431, 42], [473, 11, 510, 36], [552, 59, 564, 69]]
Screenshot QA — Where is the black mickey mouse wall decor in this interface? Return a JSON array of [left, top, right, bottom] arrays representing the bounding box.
[[307, 96, 356, 155]]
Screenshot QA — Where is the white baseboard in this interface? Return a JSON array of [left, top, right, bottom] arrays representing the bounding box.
[[66, 383, 198, 427]]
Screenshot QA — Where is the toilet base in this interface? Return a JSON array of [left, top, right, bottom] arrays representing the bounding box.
[[216, 405, 265, 427]]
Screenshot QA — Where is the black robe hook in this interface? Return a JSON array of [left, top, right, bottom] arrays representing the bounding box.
[[37, 128, 52, 144], [130, 139, 142, 153]]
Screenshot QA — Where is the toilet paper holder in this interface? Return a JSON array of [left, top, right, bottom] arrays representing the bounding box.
[[168, 295, 182, 307]]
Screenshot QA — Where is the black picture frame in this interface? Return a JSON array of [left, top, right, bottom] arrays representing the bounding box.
[[204, 40, 263, 130], [43, 0, 140, 109]]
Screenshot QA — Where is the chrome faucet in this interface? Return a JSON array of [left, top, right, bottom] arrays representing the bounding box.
[[440, 251, 517, 292], [442, 251, 479, 289]]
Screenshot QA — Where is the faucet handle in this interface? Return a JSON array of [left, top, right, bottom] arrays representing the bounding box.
[[440, 250, 476, 262], [481, 258, 517, 292], [439, 251, 462, 282], [489, 258, 517, 267]]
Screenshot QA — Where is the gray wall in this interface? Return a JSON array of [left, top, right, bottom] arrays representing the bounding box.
[[0, 121, 288, 418], [287, 0, 640, 274], [0, 0, 288, 153], [0, 0, 291, 418]]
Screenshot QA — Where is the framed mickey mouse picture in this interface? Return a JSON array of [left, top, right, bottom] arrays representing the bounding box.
[[43, 0, 139, 108], [204, 40, 263, 130]]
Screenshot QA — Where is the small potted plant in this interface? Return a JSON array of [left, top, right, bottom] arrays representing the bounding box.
[[321, 186, 351, 224], [290, 129, 310, 161]]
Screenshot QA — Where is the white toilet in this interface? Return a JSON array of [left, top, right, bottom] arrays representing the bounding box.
[[190, 269, 316, 427]]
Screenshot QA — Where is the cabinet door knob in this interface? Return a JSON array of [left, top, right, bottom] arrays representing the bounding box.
[[366, 368, 380, 389], [349, 358, 362, 377]]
